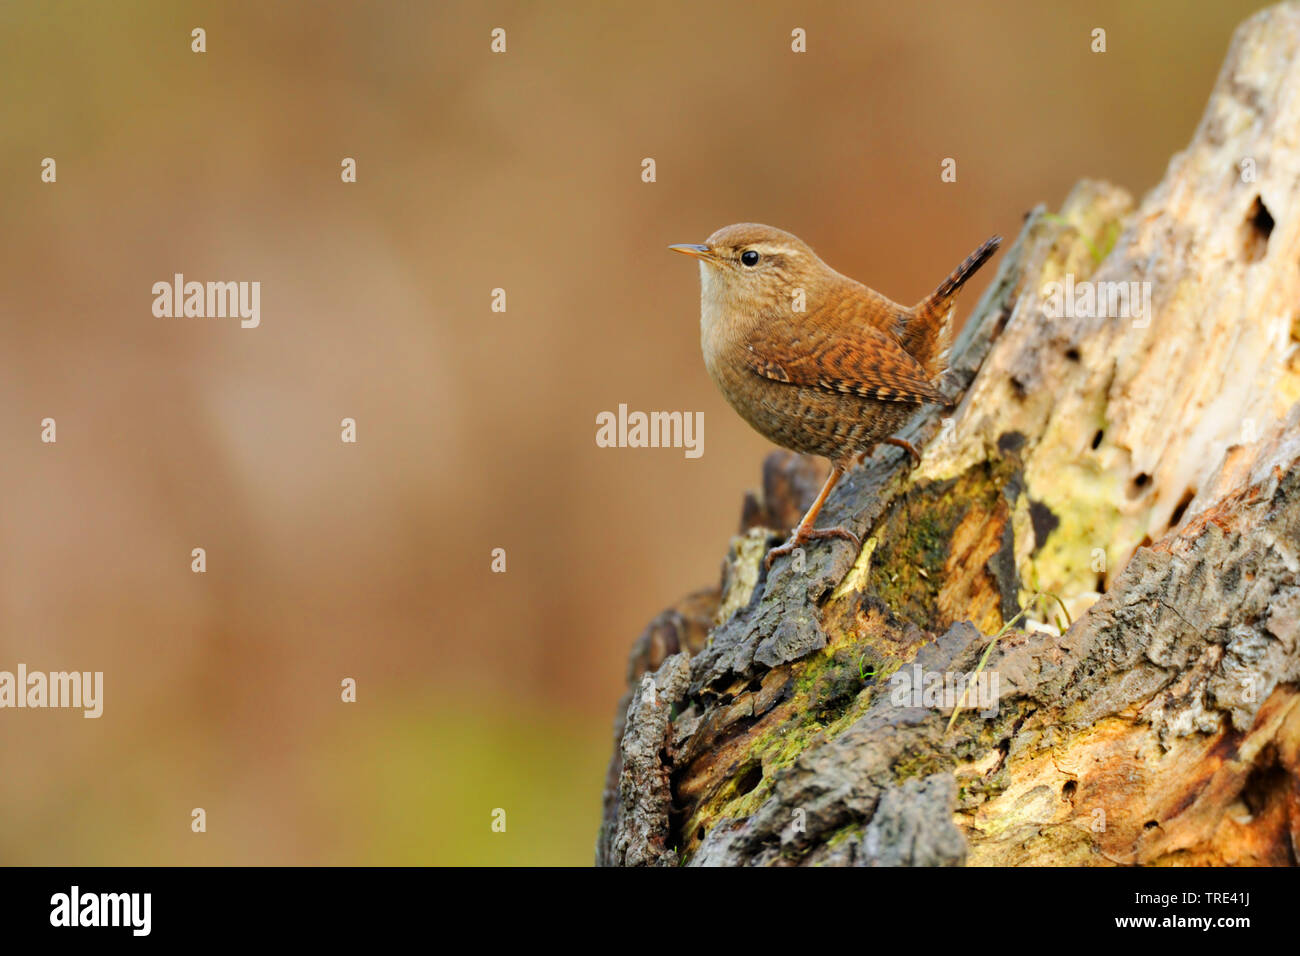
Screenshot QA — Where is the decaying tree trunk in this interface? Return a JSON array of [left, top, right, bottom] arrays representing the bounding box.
[[598, 3, 1300, 867]]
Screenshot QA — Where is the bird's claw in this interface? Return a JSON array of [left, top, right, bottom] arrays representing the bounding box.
[[765, 526, 862, 570], [884, 437, 922, 464]]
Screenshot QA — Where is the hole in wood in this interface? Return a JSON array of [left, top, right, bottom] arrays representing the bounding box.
[[1243, 195, 1274, 262], [1168, 488, 1196, 528], [734, 762, 763, 797]]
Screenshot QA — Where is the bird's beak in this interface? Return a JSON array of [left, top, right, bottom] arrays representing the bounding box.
[[669, 243, 712, 260]]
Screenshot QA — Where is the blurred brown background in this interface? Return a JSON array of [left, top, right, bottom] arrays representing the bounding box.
[[0, 0, 1268, 864]]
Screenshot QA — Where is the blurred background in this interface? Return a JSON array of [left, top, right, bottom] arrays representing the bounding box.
[[0, 0, 1270, 864]]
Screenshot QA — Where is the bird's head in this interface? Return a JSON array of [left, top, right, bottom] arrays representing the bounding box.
[[670, 223, 829, 312]]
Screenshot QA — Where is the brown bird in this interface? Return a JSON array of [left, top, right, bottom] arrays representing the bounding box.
[[670, 224, 1000, 568]]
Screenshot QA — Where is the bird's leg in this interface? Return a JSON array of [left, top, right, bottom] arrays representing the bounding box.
[[884, 436, 921, 464], [765, 463, 861, 569]]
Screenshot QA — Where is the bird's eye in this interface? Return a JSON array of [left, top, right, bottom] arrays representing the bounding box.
[[740, 250, 760, 266]]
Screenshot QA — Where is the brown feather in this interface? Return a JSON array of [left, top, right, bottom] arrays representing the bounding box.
[[742, 319, 945, 405], [903, 235, 1002, 378]]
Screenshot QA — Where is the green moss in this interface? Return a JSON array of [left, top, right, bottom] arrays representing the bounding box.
[[689, 647, 883, 832], [869, 458, 1018, 631], [825, 822, 865, 849], [890, 747, 956, 783]]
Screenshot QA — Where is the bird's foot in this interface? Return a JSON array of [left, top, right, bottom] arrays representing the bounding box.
[[853, 438, 921, 469], [765, 526, 862, 570], [884, 436, 922, 464]]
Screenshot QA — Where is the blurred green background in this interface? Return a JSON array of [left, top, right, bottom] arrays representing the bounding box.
[[0, 0, 1270, 864]]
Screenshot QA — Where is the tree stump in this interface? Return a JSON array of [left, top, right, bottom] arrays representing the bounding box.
[[598, 2, 1300, 867]]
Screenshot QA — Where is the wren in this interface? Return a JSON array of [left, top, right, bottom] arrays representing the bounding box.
[[670, 223, 1000, 569]]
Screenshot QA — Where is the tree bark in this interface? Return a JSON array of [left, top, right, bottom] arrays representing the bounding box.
[[598, 2, 1300, 867]]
